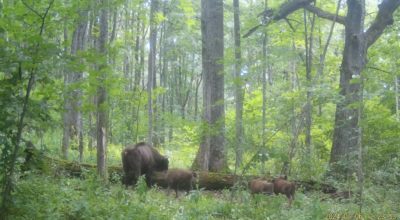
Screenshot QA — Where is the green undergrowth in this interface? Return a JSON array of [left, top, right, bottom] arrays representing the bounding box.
[[8, 174, 400, 220]]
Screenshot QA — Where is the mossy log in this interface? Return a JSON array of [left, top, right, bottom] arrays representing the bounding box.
[[24, 148, 337, 193]]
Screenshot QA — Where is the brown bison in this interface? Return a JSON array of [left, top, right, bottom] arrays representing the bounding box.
[[166, 168, 197, 198], [249, 179, 274, 196], [121, 142, 169, 187], [272, 175, 296, 206]]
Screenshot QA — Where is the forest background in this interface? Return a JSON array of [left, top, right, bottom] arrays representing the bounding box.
[[0, 0, 399, 219]]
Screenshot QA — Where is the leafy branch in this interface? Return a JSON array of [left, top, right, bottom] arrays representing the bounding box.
[[1, 0, 55, 217]]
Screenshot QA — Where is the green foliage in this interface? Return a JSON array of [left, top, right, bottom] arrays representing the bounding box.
[[8, 174, 400, 219], [1, 0, 400, 217]]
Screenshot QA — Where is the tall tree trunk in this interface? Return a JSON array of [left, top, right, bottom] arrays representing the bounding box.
[[62, 11, 88, 161], [160, 13, 167, 144], [74, 12, 88, 163], [261, 33, 267, 174], [396, 76, 400, 121], [194, 75, 202, 121], [87, 10, 97, 151], [168, 83, 174, 142], [141, 27, 147, 90], [329, 0, 400, 180], [134, 16, 141, 91], [193, 0, 226, 172], [155, 7, 165, 145], [108, 8, 117, 145], [147, 0, 158, 144], [303, 9, 315, 157], [233, 0, 244, 169], [96, 0, 108, 179], [283, 42, 300, 176], [330, 0, 366, 178], [62, 25, 71, 159]]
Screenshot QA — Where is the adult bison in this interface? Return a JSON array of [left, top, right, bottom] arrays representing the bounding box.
[[121, 142, 169, 187]]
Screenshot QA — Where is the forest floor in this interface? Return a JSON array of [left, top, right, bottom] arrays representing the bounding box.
[[7, 173, 400, 220]]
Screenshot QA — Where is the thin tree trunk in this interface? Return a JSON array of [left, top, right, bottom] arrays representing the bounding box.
[[62, 25, 71, 159], [160, 13, 167, 144], [88, 101, 93, 150], [123, 5, 131, 92], [140, 25, 147, 90], [110, 8, 117, 43], [169, 85, 174, 142], [63, 11, 88, 161], [283, 43, 299, 176], [134, 16, 141, 91], [233, 0, 244, 170], [75, 12, 88, 163], [96, 0, 109, 179], [303, 9, 315, 157], [147, 0, 159, 144], [108, 8, 117, 145], [396, 76, 399, 121], [87, 10, 96, 151], [356, 73, 365, 212], [154, 8, 165, 145], [316, 0, 342, 116], [261, 33, 267, 174]]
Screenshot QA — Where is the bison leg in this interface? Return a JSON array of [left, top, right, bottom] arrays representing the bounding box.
[[123, 171, 138, 187], [187, 182, 193, 195], [144, 170, 154, 187], [286, 194, 293, 207], [167, 185, 171, 196]]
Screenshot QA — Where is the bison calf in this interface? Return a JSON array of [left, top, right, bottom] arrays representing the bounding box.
[[273, 175, 296, 207], [166, 168, 197, 198], [249, 179, 274, 196]]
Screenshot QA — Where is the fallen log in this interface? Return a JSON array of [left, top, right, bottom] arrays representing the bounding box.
[[24, 148, 337, 193]]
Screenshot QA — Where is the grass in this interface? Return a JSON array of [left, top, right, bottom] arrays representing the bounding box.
[[7, 173, 400, 220]]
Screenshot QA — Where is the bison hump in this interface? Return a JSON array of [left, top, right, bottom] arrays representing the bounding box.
[[135, 146, 155, 163]]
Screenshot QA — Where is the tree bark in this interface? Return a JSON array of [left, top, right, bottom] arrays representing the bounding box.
[[147, 0, 158, 144], [194, 75, 202, 121], [73, 12, 88, 163], [233, 0, 244, 170], [193, 0, 227, 172], [303, 9, 315, 156], [396, 76, 399, 121], [62, 25, 71, 160], [62, 11, 88, 161], [330, 0, 366, 178], [261, 33, 267, 174], [96, 0, 108, 179], [134, 16, 141, 91]]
